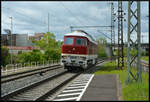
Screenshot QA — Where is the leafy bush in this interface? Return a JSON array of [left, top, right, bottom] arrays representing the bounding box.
[[44, 48, 61, 61], [1, 46, 10, 66], [17, 50, 44, 63]]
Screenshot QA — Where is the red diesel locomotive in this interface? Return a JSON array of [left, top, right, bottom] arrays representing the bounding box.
[[61, 30, 98, 71]]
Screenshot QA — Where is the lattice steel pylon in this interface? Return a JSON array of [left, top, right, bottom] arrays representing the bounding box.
[[126, 1, 142, 83], [117, 1, 124, 69]]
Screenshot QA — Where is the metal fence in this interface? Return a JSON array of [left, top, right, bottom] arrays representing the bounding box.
[[1, 60, 60, 74]]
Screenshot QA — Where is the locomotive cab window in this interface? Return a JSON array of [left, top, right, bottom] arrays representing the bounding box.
[[76, 38, 85, 46], [65, 37, 74, 45]]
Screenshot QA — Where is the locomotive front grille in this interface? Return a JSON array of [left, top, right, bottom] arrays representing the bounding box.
[[70, 56, 77, 59], [71, 60, 75, 63], [79, 61, 83, 63]]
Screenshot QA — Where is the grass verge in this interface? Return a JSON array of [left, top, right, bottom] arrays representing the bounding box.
[[141, 56, 149, 61], [94, 61, 149, 101]]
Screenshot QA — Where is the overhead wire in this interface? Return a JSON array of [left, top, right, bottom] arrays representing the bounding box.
[[2, 6, 45, 26], [59, 2, 88, 27], [2, 6, 46, 33]]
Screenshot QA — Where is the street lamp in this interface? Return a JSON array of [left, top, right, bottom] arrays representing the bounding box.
[[9, 16, 13, 64]]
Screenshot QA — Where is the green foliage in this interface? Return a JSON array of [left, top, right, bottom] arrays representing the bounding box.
[[17, 50, 44, 63], [114, 47, 137, 57], [141, 56, 149, 61], [12, 54, 20, 64], [97, 37, 108, 58], [44, 48, 61, 60], [33, 32, 61, 61], [114, 47, 127, 56], [34, 32, 58, 50], [18, 51, 22, 54], [1, 46, 10, 66], [61, 41, 64, 45]]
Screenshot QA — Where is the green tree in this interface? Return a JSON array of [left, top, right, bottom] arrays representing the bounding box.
[[1, 46, 10, 66], [34, 32, 58, 50], [17, 50, 44, 63], [44, 48, 61, 60], [33, 32, 61, 60]]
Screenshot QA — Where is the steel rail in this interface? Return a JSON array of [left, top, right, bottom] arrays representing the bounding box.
[[36, 72, 81, 101]]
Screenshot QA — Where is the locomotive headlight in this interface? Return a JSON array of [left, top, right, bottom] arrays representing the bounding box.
[[80, 56, 86, 60], [62, 56, 67, 59]]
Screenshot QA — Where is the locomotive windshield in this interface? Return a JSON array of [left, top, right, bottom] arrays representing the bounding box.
[[65, 37, 74, 45], [76, 38, 85, 46]]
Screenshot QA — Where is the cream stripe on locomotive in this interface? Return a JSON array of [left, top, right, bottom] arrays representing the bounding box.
[[61, 53, 97, 59]]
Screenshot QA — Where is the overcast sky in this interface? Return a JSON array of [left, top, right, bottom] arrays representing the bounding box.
[[1, 1, 149, 43]]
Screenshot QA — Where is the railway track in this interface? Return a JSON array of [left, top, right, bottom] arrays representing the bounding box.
[[1, 64, 62, 83], [1, 59, 106, 101], [140, 61, 149, 72], [132, 60, 149, 73]]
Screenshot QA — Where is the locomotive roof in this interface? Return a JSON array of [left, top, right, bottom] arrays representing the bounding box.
[[65, 30, 97, 45]]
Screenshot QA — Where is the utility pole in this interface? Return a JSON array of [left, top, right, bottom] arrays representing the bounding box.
[[126, 1, 142, 83], [47, 13, 49, 44], [70, 26, 73, 32], [110, 2, 115, 61], [141, 35, 143, 43], [9, 16, 13, 64], [141, 35, 146, 44], [117, 1, 124, 69], [48, 13, 49, 32]]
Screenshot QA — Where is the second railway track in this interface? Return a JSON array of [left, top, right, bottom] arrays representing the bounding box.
[[1, 64, 62, 83]]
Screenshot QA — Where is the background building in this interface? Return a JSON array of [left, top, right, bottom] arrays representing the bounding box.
[[1, 34, 34, 46], [1, 33, 44, 55], [16, 34, 28, 46], [1, 34, 16, 46], [29, 32, 45, 41]]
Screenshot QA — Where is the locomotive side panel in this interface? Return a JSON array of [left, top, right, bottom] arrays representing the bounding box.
[[86, 39, 98, 65]]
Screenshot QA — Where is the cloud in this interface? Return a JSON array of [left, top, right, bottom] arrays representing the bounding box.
[[1, 1, 149, 43]]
